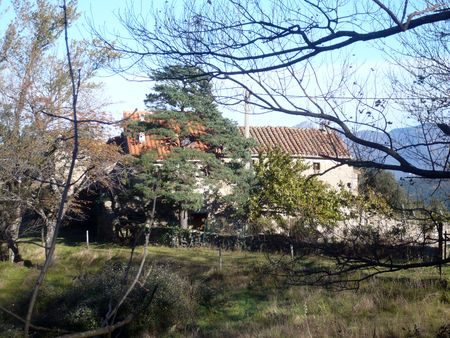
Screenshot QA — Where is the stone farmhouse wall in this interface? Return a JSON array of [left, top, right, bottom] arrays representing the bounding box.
[[287, 156, 359, 193]]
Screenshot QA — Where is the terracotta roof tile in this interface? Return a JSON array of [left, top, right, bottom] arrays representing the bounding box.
[[122, 112, 350, 159], [123, 111, 209, 157], [239, 126, 351, 158]]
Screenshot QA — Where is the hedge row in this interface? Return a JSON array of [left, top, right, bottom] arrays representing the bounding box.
[[147, 227, 439, 260]]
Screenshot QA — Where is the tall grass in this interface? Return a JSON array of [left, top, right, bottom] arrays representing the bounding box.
[[0, 242, 448, 337]]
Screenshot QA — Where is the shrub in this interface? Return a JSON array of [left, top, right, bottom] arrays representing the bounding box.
[[33, 262, 197, 335], [0, 314, 23, 338], [128, 265, 197, 334]]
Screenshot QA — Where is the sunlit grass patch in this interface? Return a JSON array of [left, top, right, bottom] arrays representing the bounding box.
[[0, 240, 448, 337], [0, 262, 35, 304]]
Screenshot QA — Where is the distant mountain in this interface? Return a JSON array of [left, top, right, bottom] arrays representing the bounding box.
[[293, 121, 319, 129], [346, 123, 449, 208], [349, 124, 447, 178], [401, 178, 450, 209]]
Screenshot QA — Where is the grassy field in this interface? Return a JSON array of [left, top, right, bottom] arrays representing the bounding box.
[[1, 240, 449, 337]]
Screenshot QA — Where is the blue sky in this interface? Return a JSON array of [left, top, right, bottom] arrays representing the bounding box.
[[1, 0, 400, 129], [76, 1, 151, 122], [77, 0, 307, 127], [75, 1, 400, 129]]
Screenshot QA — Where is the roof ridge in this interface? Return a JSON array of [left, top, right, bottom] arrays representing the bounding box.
[[239, 125, 313, 129], [238, 125, 351, 158]]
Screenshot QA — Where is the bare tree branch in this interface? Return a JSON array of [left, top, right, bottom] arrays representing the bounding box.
[[56, 315, 133, 338], [24, 2, 81, 334]]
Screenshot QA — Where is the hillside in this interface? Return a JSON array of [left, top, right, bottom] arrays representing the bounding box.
[[316, 123, 450, 208]]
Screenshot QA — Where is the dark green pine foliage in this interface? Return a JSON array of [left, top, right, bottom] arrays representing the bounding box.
[[358, 168, 409, 209], [132, 65, 253, 229]]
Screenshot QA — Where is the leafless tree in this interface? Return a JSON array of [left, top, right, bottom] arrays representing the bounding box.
[[0, 0, 120, 263], [0, 2, 158, 335], [23, 0, 84, 333]]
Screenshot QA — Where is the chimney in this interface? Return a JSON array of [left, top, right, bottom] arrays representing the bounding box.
[[244, 90, 250, 138]]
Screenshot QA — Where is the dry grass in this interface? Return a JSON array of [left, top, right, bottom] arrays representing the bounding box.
[[194, 271, 449, 338], [0, 241, 449, 337]]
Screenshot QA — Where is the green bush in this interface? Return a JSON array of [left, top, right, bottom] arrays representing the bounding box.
[[33, 262, 196, 335], [0, 315, 23, 338], [130, 265, 196, 334]]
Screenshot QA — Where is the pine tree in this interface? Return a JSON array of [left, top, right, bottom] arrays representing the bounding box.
[[132, 65, 252, 229]]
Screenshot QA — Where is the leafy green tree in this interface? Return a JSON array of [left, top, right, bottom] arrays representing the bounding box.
[[131, 65, 252, 229], [249, 148, 343, 235]]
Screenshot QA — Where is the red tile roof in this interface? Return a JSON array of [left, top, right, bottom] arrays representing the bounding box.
[[239, 126, 351, 158], [122, 112, 350, 159], [123, 111, 208, 157]]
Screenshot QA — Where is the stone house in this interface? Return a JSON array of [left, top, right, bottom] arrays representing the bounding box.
[[121, 112, 359, 193], [115, 111, 359, 230], [240, 126, 359, 193]]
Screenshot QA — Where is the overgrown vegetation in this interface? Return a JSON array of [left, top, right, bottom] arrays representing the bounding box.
[[1, 1, 449, 335], [1, 241, 448, 337], [359, 168, 410, 209]]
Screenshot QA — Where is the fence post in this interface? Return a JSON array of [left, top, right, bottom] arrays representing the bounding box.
[[86, 230, 89, 250], [219, 246, 223, 270], [444, 231, 447, 260], [437, 212, 443, 278]]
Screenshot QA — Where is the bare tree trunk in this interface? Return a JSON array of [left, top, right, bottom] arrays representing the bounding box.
[[44, 219, 56, 260], [45, 203, 68, 262], [7, 205, 22, 263], [24, 3, 80, 334], [6, 239, 21, 263], [180, 209, 188, 229]]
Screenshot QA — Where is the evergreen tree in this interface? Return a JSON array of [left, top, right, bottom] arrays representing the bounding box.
[[131, 65, 252, 229], [358, 168, 409, 209]]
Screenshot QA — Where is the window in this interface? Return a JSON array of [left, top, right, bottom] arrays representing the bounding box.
[[313, 162, 320, 173], [138, 132, 145, 143]]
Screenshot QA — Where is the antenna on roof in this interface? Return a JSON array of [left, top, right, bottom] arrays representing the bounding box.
[[244, 90, 250, 139]]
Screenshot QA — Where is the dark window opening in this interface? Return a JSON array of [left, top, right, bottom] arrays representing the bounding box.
[[313, 162, 320, 173]]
